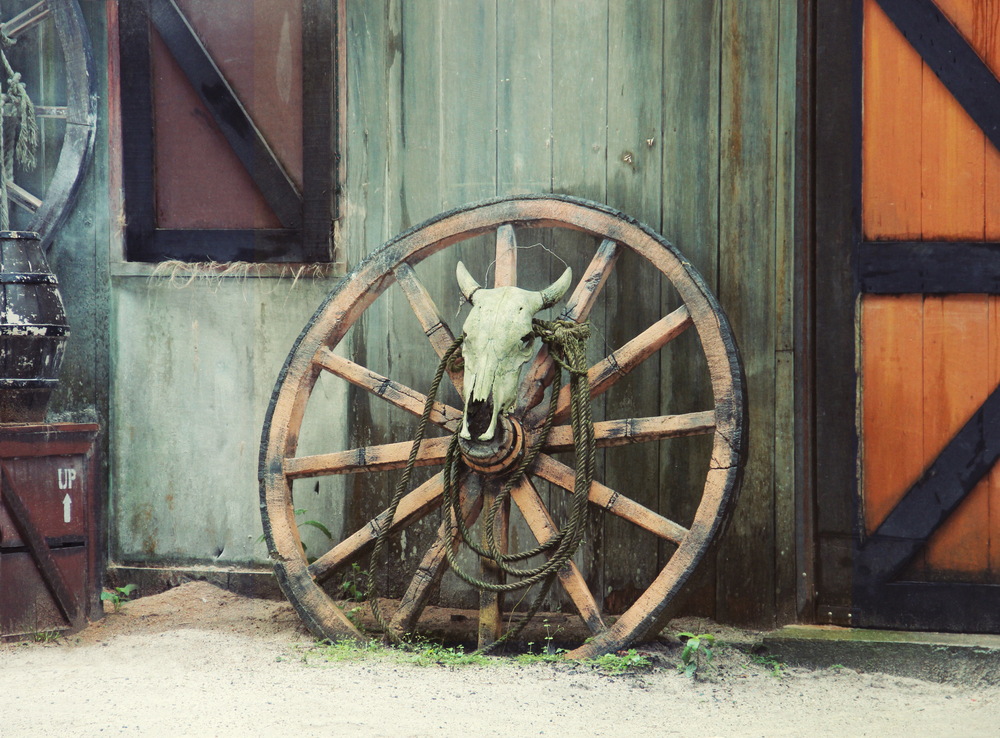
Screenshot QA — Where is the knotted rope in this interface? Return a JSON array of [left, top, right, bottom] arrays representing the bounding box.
[[366, 318, 594, 654]]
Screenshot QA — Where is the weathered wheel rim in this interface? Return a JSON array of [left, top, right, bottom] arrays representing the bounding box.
[[259, 194, 747, 658]]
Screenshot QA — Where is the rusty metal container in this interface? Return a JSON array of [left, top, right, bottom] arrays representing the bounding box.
[[0, 424, 101, 639], [0, 231, 70, 422]]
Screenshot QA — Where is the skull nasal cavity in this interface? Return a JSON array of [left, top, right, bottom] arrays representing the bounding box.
[[466, 395, 496, 441]]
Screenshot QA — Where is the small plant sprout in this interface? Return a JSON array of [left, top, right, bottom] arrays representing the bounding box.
[[677, 631, 716, 677], [341, 562, 367, 602], [101, 583, 138, 612], [748, 651, 785, 678]]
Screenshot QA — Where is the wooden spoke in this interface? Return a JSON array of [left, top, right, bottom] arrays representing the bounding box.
[[34, 106, 68, 119], [508, 477, 605, 634], [284, 437, 451, 479], [314, 347, 462, 430], [479, 480, 509, 648], [393, 263, 463, 394], [517, 239, 623, 412], [537, 411, 716, 454], [389, 475, 483, 636], [532, 454, 688, 544], [494, 224, 517, 287], [525, 304, 693, 428], [2, 1, 49, 38], [307, 473, 445, 583], [7, 182, 41, 214]]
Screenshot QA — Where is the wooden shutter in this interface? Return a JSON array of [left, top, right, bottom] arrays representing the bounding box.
[[118, 0, 336, 262]]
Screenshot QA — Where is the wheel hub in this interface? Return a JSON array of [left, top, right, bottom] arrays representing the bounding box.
[[458, 414, 526, 475]]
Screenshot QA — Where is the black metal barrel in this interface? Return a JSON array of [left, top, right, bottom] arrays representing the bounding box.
[[0, 231, 69, 422]]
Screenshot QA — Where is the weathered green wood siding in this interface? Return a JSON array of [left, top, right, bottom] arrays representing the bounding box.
[[24, 0, 799, 627], [333, 0, 798, 625]]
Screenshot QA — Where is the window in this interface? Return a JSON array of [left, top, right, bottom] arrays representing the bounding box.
[[118, 0, 337, 262]]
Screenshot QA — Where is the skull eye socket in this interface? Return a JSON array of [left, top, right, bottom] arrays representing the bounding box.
[[520, 333, 534, 350]]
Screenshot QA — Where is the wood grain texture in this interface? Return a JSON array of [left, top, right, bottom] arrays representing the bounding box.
[[716, 0, 778, 627], [861, 295, 924, 534], [919, 4, 984, 241], [861, 0, 1000, 586], [774, 0, 798, 624], [991, 297, 1000, 577], [862, 0, 922, 240], [602, 0, 665, 612], [921, 295, 990, 575], [551, 0, 610, 611]]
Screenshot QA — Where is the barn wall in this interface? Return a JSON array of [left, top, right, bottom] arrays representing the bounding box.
[[43, 0, 799, 628]]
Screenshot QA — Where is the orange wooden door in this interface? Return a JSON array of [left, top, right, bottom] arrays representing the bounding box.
[[857, 0, 1000, 630]]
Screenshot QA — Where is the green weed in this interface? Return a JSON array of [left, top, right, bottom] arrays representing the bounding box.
[[677, 632, 715, 677], [408, 642, 489, 668], [590, 649, 652, 674], [749, 652, 785, 678], [100, 583, 138, 612], [340, 562, 367, 602]]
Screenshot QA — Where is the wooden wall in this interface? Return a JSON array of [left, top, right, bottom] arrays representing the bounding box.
[[336, 0, 798, 626], [23, 0, 801, 629]]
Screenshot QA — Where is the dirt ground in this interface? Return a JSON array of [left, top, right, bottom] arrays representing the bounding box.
[[1, 582, 998, 738]]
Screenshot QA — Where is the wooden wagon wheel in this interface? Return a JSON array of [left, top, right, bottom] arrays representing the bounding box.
[[259, 195, 747, 659], [1, 0, 97, 249]]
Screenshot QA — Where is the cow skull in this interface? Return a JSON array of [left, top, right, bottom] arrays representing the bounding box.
[[457, 261, 572, 442]]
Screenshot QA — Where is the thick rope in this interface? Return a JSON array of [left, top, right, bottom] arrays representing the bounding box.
[[365, 318, 594, 654]]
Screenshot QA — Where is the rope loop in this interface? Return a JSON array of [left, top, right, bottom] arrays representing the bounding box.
[[366, 316, 595, 655]]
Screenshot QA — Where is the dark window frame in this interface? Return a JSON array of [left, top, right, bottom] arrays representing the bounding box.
[[118, 0, 337, 263]]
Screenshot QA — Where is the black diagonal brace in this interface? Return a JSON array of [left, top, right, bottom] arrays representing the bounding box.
[[149, 0, 303, 230], [858, 383, 1000, 583], [876, 0, 1000, 154]]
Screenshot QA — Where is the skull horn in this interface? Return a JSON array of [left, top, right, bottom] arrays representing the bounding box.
[[456, 261, 481, 304], [540, 267, 573, 309]]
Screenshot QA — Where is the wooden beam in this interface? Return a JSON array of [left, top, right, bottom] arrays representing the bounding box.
[[859, 242, 1000, 294]]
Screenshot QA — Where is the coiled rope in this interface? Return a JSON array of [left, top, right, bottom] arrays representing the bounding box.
[[366, 318, 594, 654]]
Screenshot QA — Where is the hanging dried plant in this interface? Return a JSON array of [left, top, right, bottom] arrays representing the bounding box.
[[0, 26, 39, 231]]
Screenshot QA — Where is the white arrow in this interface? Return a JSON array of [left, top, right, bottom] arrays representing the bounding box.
[[63, 494, 72, 523]]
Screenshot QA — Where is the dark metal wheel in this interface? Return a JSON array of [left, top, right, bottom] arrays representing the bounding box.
[[259, 195, 747, 658]]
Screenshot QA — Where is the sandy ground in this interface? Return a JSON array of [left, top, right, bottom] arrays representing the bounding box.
[[1, 582, 998, 738]]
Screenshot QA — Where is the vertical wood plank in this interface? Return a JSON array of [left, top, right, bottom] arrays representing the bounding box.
[[813, 0, 860, 616], [602, 0, 664, 615], [920, 62, 985, 239], [862, 0, 922, 240], [861, 294, 924, 533], [551, 0, 609, 611], [494, 0, 552, 615], [436, 0, 498, 609], [717, 0, 778, 627], [926, 0, 990, 243], [991, 297, 1000, 577], [922, 295, 990, 574], [386, 0, 453, 599], [341, 0, 405, 591], [658, 0, 720, 618], [773, 0, 798, 624], [985, 1, 1000, 242]]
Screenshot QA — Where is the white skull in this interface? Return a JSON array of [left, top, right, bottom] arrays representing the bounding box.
[[457, 261, 572, 442]]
